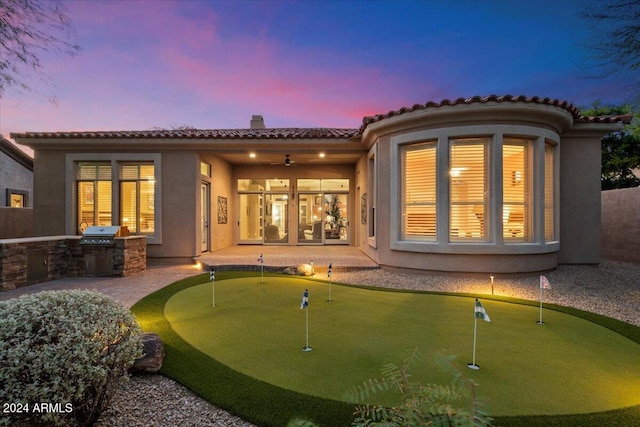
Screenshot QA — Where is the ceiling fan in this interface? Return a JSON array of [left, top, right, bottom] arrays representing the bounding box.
[[270, 154, 297, 167]]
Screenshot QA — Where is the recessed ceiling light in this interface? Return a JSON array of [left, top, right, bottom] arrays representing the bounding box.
[[249, 152, 256, 158], [319, 152, 325, 158]]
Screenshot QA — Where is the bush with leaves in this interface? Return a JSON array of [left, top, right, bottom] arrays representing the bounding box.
[[0, 290, 143, 426], [347, 348, 493, 427]]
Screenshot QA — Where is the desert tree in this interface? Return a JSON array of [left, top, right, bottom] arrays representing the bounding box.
[[582, 100, 640, 190], [582, 0, 640, 103], [0, 0, 80, 97]]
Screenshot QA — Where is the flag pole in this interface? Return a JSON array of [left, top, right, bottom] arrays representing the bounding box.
[[537, 275, 550, 325], [305, 305, 310, 350], [538, 284, 544, 324], [301, 289, 312, 352], [210, 269, 216, 308], [468, 315, 479, 370], [327, 262, 333, 302]]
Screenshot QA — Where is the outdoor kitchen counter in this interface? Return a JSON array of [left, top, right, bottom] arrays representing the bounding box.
[[0, 235, 146, 291]]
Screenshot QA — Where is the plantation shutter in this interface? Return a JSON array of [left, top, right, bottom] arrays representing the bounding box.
[[450, 138, 488, 241], [403, 142, 437, 240]]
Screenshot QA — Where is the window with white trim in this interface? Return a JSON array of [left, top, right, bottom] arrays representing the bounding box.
[[76, 162, 112, 232], [120, 163, 155, 234], [503, 138, 531, 242], [403, 141, 437, 241], [544, 141, 556, 242], [449, 138, 488, 241]]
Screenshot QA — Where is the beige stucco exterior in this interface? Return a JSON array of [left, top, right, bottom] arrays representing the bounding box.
[[12, 96, 626, 273]]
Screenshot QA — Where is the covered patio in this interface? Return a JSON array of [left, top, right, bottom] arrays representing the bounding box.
[[195, 245, 378, 273]]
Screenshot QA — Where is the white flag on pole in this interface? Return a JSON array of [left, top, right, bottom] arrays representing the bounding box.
[[300, 289, 309, 309], [540, 275, 551, 290]]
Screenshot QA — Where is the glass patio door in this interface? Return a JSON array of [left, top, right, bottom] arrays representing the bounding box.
[[264, 193, 289, 244], [200, 182, 210, 252], [298, 193, 323, 243], [323, 193, 348, 244], [239, 193, 263, 243]]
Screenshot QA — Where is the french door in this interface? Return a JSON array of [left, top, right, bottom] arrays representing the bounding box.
[[298, 192, 348, 244], [200, 182, 210, 252], [239, 193, 289, 244]]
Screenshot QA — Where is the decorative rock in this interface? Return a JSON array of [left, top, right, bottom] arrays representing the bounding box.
[[296, 263, 315, 276], [131, 333, 165, 373]]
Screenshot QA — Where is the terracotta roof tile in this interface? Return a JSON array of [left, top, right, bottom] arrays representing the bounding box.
[[11, 95, 631, 142], [359, 95, 584, 131], [12, 127, 361, 140]]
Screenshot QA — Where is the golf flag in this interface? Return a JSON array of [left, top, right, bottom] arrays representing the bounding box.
[[209, 269, 215, 281], [300, 289, 309, 309], [327, 263, 332, 278], [540, 275, 551, 289], [474, 299, 491, 323], [258, 253, 264, 263]]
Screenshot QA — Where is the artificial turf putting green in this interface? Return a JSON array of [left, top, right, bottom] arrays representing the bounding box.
[[163, 275, 640, 417]]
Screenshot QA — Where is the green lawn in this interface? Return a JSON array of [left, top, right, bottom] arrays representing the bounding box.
[[132, 272, 640, 426]]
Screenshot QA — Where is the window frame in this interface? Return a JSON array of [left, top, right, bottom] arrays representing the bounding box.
[[402, 140, 438, 242], [119, 163, 155, 235], [390, 125, 559, 255], [66, 153, 162, 244]]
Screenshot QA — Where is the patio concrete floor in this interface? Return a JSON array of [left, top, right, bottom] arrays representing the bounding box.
[[196, 245, 378, 272]]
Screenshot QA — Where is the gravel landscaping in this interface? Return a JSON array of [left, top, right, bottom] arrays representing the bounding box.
[[97, 259, 640, 426]]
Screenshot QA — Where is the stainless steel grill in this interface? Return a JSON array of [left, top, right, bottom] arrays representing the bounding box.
[[80, 226, 129, 245]]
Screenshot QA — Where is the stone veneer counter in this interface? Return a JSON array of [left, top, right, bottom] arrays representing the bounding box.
[[0, 235, 146, 291]]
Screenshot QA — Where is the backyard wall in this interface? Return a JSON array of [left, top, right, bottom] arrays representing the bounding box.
[[0, 207, 33, 239], [601, 187, 640, 263]]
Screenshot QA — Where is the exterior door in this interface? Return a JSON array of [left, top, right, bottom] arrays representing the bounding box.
[[239, 193, 263, 243], [298, 193, 322, 244], [324, 193, 348, 244], [264, 193, 289, 244], [200, 182, 210, 252]]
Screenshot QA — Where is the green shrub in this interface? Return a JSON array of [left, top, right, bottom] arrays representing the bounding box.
[[348, 349, 493, 427], [0, 290, 143, 426]]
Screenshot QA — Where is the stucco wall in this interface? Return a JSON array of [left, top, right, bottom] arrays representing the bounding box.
[[0, 207, 33, 238], [200, 153, 233, 252], [148, 151, 199, 258], [558, 134, 602, 264], [33, 151, 67, 236], [601, 187, 640, 262], [0, 150, 33, 207]]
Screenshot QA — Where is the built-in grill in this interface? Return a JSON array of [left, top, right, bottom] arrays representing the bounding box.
[[80, 225, 129, 246], [80, 226, 129, 276]]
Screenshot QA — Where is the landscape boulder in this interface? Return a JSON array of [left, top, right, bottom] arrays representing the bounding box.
[[131, 332, 165, 373]]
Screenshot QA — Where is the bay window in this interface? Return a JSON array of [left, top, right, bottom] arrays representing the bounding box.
[[392, 126, 558, 253]]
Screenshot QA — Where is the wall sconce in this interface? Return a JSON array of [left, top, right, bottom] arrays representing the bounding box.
[[512, 170, 522, 185]]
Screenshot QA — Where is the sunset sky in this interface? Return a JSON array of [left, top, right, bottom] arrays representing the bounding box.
[[1, 0, 636, 150]]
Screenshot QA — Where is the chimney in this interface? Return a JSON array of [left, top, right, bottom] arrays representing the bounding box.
[[250, 115, 265, 129]]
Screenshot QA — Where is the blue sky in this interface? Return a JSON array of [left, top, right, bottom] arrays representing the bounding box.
[[1, 0, 635, 147]]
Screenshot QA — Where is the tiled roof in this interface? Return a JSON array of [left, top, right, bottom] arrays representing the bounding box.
[[11, 95, 631, 142], [360, 94, 632, 130], [12, 127, 361, 139]]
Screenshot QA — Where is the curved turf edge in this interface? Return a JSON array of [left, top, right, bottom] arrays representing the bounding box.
[[130, 271, 640, 427]]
